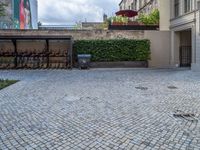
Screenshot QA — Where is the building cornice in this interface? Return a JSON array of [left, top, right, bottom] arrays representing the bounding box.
[[170, 17, 195, 31], [170, 10, 197, 21]]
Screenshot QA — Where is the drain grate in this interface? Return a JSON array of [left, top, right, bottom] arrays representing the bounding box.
[[168, 86, 178, 89], [173, 113, 198, 122], [135, 86, 148, 91]]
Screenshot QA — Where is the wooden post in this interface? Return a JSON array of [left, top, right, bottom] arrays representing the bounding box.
[[68, 38, 73, 69], [46, 39, 49, 68], [12, 39, 17, 68]]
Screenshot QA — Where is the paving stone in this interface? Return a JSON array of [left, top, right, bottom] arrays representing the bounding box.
[[0, 69, 200, 150]]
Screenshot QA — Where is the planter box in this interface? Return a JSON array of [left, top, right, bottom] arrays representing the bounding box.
[[112, 22, 126, 26], [111, 21, 141, 26], [109, 24, 159, 30], [90, 61, 148, 68]]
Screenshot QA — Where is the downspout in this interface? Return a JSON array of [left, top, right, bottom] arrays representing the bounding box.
[[194, 0, 197, 63]]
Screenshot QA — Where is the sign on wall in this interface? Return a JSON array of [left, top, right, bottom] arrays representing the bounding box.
[[13, 0, 37, 29]]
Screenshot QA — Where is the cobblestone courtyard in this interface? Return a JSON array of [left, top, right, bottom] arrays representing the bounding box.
[[0, 69, 200, 150]]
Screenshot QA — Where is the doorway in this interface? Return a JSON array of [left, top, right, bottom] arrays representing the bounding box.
[[179, 30, 192, 67]]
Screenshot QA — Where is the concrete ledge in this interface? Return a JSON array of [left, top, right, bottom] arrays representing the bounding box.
[[90, 61, 148, 68], [0, 29, 144, 40]]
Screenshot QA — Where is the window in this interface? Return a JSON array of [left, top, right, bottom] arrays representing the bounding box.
[[198, 1, 200, 10], [174, 0, 180, 17], [139, 0, 142, 9], [131, 3, 134, 10], [184, 0, 192, 13], [131, 0, 137, 10], [134, 0, 138, 10]]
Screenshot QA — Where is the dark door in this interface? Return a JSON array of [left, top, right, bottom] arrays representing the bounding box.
[[180, 46, 192, 67]]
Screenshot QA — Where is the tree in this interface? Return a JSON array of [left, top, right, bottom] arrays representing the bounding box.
[[137, 9, 160, 25], [38, 21, 42, 27], [0, 2, 7, 17]]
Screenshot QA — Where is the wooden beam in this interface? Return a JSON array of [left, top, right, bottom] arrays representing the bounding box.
[[12, 40, 17, 68], [0, 36, 72, 40], [68, 38, 73, 69], [46, 39, 49, 68]]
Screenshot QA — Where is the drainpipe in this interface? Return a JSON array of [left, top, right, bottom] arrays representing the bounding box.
[[194, 0, 197, 63]]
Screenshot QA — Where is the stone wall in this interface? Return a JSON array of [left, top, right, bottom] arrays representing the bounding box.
[[0, 29, 145, 40], [81, 22, 104, 30], [0, 29, 172, 68]]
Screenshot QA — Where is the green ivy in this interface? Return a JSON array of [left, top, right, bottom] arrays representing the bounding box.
[[137, 9, 160, 25], [73, 39, 151, 62]]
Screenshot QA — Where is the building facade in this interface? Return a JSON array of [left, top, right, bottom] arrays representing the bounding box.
[[138, 0, 158, 15], [118, 0, 200, 70], [119, 0, 137, 11], [170, 0, 200, 70], [119, 0, 158, 14], [0, 0, 38, 29], [118, 0, 170, 31]]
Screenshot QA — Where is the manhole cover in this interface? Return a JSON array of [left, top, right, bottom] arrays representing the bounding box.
[[135, 86, 148, 91], [168, 86, 178, 89]]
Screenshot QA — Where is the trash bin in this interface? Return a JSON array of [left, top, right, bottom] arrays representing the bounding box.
[[78, 54, 91, 69]]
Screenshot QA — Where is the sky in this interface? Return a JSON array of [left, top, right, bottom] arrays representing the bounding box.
[[38, 0, 120, 25]]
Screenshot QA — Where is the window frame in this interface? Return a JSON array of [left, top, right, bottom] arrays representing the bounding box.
[[184, 0, 192, 13], [174, 0, 180, 17]]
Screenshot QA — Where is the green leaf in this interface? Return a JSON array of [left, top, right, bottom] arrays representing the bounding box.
[[73, 39, 151, 62]]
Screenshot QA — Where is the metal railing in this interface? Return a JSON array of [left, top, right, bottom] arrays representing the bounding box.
[[180, 46, 192, 67]]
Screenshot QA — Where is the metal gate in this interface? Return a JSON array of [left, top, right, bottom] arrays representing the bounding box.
[[180, 46, 192, 67]]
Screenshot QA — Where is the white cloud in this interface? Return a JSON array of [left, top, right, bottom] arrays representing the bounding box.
[[38, 0, 119, 25]]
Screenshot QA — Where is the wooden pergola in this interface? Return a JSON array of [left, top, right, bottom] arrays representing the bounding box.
[[0, 35, 73, 69]]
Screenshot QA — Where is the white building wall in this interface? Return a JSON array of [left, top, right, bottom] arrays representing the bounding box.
[[193, 10, 200, 70], [119, 0, 158, 13], [158, 0, 170, 31], [170, 0, 200, 70]]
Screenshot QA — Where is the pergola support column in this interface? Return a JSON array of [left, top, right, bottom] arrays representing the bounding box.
[[46, 39, 49, 68], [12, 40, 18, 68], [68, 38, 73, 69]]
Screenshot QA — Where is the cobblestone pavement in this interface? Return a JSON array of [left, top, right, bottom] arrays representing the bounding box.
[[0, 69, 200, 150]]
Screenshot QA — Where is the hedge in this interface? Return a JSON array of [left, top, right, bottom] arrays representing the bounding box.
[[73, 39, 151, 62]]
